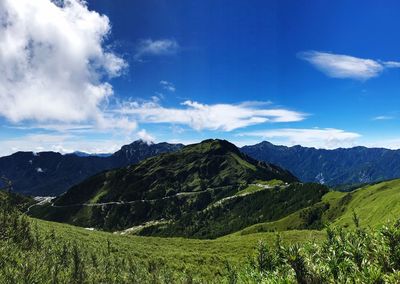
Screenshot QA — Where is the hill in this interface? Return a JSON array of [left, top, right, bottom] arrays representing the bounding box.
[[0, 140, 183, 196], [241, 141, 400, 187], [28, 139, 330, 238], [237, 178, 400, 235]]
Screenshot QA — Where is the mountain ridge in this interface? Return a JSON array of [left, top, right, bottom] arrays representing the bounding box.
[[5, 138, 400, 196], [241, 141, 400, 187], [0, 140, 183, 196]]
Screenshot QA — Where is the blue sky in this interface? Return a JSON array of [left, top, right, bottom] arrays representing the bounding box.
[[1, 0, 400, 155]]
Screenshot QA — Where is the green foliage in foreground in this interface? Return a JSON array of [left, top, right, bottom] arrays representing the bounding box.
[[0, 206, 177, 283], [0, 193, 323, 282], [233, 215, 400, 283], [5, 203, 400, 282], [4, 189, 400, 283]]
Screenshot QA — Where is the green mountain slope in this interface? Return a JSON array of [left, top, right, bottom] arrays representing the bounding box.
[[30, 139, 322, 236], [0, 189, 34, 211], [140, 182, 328, 238], [237, 179, 400, 235]]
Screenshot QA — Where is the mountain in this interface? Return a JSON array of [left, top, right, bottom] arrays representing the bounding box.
[[236, 178, 400, 235], [29, 139, 330, 238], [0, 140, 183, 196], [110, 141, 183, 165], [72, 151, 112, 158], [241, 141, 400, 187]]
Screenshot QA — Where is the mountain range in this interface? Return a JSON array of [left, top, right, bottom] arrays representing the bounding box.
[[241, 141, 400, 187], [0, 140, 183, 196], [3, 139, 400, 196]]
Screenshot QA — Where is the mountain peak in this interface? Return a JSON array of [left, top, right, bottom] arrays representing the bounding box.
[[184, 139, 240, 155], [133, 139, 154, 146]]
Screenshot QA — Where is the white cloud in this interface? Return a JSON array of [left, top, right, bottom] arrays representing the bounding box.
[[383, 61, 400, 68], [118, 100, 306, 131], [364, 139, 400, 150], [239, 128, 361, 149], [134, 39, 179, 60], [299, 51, 400, 80], [160, 80, 176, 92], [372, 115, 394, 121], [137, 129, 155, 144], [0, 0, 132, 131], [0, 127, 179, 156], [0, 133, 140, 157]]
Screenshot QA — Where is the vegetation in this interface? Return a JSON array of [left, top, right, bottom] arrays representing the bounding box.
[[235, 180, 285, 196], [12, 140, 400, 282], [5, 187, 400, 282], [232, 216, 400, 283], [141, 182, 328, 238], [0, 192, 322, 282], [238, 179, 400, 235]]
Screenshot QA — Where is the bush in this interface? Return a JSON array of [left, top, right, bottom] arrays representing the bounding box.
[[230, 215, 400, 283]]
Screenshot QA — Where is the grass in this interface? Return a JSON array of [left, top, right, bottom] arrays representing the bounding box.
[[33, 217, 324, 280], [235, 184, 265, 196], [332, 179, 400, 228], [6, 201, 400, 282], [235, 179, 285, 196], [230, 153, 257, 171], [254, 179, 285, 186], [5, 178, 400, 281], [38, 178, 399, 275], [10, 215, 324, 281], [235, 179, 400, 236]]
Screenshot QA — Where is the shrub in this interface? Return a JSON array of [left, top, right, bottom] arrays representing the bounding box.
[[230, 218, 400, 283]]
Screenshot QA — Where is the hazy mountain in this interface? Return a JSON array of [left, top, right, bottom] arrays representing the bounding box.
[[71, 151, 112, 158], [0, 140, 183, 196], [241, 141, 400, 187]]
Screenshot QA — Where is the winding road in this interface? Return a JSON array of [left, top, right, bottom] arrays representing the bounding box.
[[25, 187, 219, 213]]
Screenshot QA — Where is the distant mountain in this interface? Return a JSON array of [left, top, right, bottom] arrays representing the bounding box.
[[241, 141, 400, 187], [71, 151, 112, 158], [110, 141, 183, 165], [0, 140, 183, 196], [30, 139, 320, 238]]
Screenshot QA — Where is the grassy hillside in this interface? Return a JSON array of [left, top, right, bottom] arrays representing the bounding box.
[[331, 179, 400, 227], [238, 179, 400, 235], [0, 194, 323, 282], [5, 179, 400, 282], [4, 185, 400, 282], [36, 219, 322, 280]]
